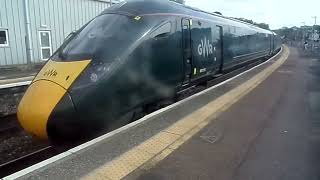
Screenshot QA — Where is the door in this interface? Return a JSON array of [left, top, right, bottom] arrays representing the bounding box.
[[39, 31, 52, 60], [182, 18, 192, 86], [216, 25, 224, 73], [271, 33, 275, 54]]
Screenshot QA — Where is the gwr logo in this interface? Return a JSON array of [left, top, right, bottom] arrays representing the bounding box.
[[44, 69, 58, 77], [198, 37, 213, 57]]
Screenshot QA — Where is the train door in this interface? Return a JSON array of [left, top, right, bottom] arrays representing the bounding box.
[[189, 20, 223, 78], [182, 18, 192, 86], [270, 34, 273, 55], [216, 25, 224, 73], [191, 20, 214, 78], [271, 33, 275, 54]]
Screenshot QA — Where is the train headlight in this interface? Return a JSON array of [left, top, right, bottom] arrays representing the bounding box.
[[90, 73, 98, 82], [70, 61, 116, 90]]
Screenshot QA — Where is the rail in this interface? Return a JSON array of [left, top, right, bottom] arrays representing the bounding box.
[[0, 146, 59, 178]]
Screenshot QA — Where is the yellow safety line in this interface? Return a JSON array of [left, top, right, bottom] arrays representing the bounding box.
[[83, 46, 290, 180]]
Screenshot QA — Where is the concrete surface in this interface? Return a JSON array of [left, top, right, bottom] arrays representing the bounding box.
[[136, 47, 320, 180], [0, 63, 42, 82]]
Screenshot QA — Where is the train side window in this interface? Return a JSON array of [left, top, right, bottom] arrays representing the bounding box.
[[151, 22, 172, 39]]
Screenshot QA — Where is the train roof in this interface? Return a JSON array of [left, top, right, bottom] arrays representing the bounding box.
[[101, 0, 273, 34]]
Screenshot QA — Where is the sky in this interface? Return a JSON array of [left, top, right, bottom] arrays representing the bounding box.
[[186, 0, 319, 29]]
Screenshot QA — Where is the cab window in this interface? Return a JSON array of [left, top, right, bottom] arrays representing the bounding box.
[[150, 22, 172, 39]]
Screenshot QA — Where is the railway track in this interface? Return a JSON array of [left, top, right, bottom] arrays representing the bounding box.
[[0, 146, 62, 178], [0, 114, 52, 178], [0, 114, 21, 136]]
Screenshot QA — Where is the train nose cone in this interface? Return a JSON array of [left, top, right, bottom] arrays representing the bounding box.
[[47, 93, 79, 143], [17, 80, 67, 140], [18, 59, 91, 141]]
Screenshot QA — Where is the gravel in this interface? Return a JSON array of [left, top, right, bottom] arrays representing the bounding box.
[[0, 129, 49, 165]]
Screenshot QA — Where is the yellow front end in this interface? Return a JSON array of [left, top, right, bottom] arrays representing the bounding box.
[[17, 60, 91, 140]]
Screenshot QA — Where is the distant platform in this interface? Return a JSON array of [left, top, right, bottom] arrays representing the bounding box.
[[5, 46, 320, 180], [0, 64, 43, 89]]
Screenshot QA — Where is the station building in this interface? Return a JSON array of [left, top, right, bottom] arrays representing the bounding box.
[[0, 0, 118, 67]]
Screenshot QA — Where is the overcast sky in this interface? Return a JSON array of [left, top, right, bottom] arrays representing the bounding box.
[[186, 0, 319, 29]]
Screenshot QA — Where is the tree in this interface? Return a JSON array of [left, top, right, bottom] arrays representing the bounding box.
[[274, 26, 314, 41], [234, 17, 270, 30], [256, 23, 270, 30], [213, 11, 222, 15], [314, 25, 320, 33], [170, 0, 185, 4], [235, 18, 254, 24]]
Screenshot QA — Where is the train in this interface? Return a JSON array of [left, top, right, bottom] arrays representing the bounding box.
[[17, 0, 282, 143]]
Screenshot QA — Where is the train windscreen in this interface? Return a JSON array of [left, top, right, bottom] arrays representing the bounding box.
[[51, 14, 158, 62]]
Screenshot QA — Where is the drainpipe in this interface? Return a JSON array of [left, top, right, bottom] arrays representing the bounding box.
[[23, 0, 33, 64]]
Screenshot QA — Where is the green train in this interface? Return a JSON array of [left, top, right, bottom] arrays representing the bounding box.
[[17, 0, 282, 143]]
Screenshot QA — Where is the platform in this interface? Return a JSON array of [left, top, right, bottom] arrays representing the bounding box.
[[0, 63, 43, 89], [136, 47, 320, 180], [3, 46, 320, 180], [0, 65, 40, 116]]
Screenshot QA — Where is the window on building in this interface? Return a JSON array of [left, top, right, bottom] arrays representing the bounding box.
[[0, 29, 9, 46], [39, 31, 52, 60]]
